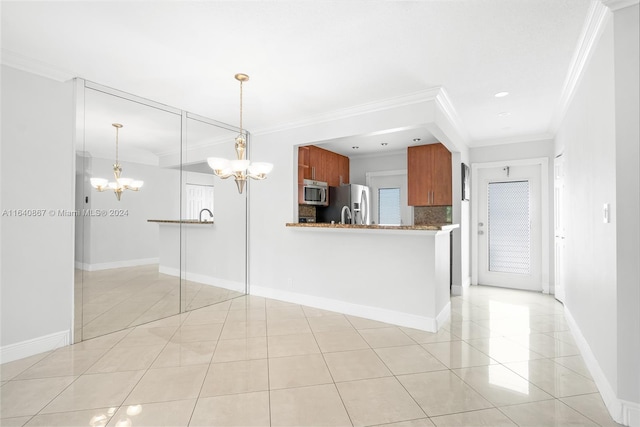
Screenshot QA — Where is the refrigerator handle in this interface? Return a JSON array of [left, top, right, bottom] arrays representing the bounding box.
[[361, 189, 368, 225]]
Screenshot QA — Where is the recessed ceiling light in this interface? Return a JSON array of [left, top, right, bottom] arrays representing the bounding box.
[[381, 142, 388, 146], [494, 91, 510, 98], [352, 146, 359, 150], [412, 138, 421, 142], [498, 112, 511, 117]]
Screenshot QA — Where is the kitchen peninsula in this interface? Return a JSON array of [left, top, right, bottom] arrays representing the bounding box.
[[278, 222, 459, 332]]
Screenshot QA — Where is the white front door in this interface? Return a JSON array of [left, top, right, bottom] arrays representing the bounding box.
[[366, 171, 411, 226], [477, 164, 543, 291], [554, 155, 565, 302]]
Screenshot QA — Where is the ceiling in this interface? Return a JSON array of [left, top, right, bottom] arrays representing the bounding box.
[[1, 1, 591, 156]]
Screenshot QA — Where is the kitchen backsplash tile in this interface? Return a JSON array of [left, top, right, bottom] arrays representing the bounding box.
[[298, 205, 316, 221], [414, 206, 452, 225]]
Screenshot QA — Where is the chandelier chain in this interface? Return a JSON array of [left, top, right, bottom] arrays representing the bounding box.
[[239, 79, 243, 137]]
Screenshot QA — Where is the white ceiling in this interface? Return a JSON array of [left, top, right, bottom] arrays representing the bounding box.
[[1, 0, 591, 156]]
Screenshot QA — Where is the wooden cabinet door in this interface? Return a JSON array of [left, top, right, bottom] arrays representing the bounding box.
[[338, 155, 350, 185], [298, 146, 311, 184], [431, 143, 452, 206], [408, 143, 452, 206], [408, 145, 430, 206]]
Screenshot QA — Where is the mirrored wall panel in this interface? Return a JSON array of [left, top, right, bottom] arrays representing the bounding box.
[[74, 82, 248, 342], [179, 114, 247, 312]]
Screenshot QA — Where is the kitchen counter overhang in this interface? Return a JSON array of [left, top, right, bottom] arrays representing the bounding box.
[[286, 222, 459, 235]]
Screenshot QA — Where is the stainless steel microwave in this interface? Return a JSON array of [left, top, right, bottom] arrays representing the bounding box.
[[301, 179, 328, 206]]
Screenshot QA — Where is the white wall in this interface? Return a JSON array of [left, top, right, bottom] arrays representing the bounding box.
[[612, 3, 639, 411], [349, 151, 406, 185], [0, 65, 75, 356], [555, 5, 639, 424]]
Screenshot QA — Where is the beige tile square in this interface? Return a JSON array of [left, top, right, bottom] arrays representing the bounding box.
[[399, 327, 459, 344], [553, 355, 592, 378], [324, 349, 392, 382], [270, 384, 352, 427], [151, 341, 216, 368], [561, 393, 623, 427], [115, 326, 177, 347], [422, 341, 496, 369], [267, 317, 312, 336], [170, 323, 223, 343], [504, 358, 598, 397], [124, 365, 207, 404], [507, 333, 580, 358], [431, 408, 517, 426], [443, 320, 493, 339], [1, 416, 32, 426], [42, 371, 144, 414], [268, 353, 333, 390], [346, 315, 392, 329], [465, 336, 545, 363], [212, 336, 268, 363], [200, 359, 268, 397], [375, 419, 435, 427], [16, 348, 107, 380], [106, 399, 196, 427], [229, 295, 267, 311], [225, 309, 266, 322], [190, 391, 270, 427], [0, 376, 76, 418], [24, 407, 114, 427], [267, 333, 320, 358], [307, 315, 355, 333], [499, 399, 599, 426], [336, 377, 426, 426], [85, 345, 165, 374], [358, 327, 416, 348], [374, 345, 447, 375], [219, 320, 267, 340], [313, 329, 369, 353], [182, 307, 229, 325], [0, 352, 52, 381], [452, 364, 553, 406], [302, 306, 341, 318], [397, 371, 493, 417], [266, 306, 306, 320]]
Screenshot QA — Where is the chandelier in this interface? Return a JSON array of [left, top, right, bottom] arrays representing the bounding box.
[[207, 73, 273, 194], [90, 123, 144, 201]]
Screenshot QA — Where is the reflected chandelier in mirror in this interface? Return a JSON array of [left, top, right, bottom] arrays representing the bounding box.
[[90, 123, 144, 200]]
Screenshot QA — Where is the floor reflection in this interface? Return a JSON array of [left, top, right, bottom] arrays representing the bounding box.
[[77, 265, 244, 341]]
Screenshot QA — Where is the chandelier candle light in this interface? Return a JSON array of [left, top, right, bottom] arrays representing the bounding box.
[[207, 73, 273, 194], [90, 123, 144, 201]]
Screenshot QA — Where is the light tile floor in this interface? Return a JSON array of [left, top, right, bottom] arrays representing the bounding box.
[[1, 286, 623, 426]]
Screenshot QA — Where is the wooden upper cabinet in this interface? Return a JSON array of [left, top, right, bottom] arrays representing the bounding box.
[[407, 143, 452, 206], [305, 146, 349, 187]]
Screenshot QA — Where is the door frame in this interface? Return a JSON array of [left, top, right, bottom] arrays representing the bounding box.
[[471, 158, 550, 293], [365, 169, 412, 226]]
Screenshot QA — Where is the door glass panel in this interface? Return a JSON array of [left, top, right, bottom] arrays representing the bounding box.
[[378, 187, 401, 225], [488, 180, 531, 274]]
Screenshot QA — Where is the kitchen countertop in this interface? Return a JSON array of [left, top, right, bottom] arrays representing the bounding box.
[[286, 222, 458, 231], [147, 219, 214, 225]]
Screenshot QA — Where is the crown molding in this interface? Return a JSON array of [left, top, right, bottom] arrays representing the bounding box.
[[0, 49, 76, 82], [601, 0, 639, 11], [254, 87, 444, 136], [548, 1, 611, 134], [433, 87, 470, 148], [469, 133, 555, 148]]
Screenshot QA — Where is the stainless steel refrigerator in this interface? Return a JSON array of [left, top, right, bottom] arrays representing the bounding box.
[[318, 184, 371, 225]]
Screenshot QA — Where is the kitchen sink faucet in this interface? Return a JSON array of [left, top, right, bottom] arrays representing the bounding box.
[[341, 205, 352, 225], [199, 208, 213, 222]]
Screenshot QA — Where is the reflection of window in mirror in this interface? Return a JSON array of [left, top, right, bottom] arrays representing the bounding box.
[[378, 187, 402, 225], [186, 183, 214, 220]]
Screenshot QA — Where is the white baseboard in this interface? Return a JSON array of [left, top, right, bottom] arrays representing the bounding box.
[[75, 258, 158, 272], [0, 330, 70, 364], [251, 285, 446, 332], [451, 276, 471, 296], [159, 266, 245, 293], [564, 306, 639, 427]]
